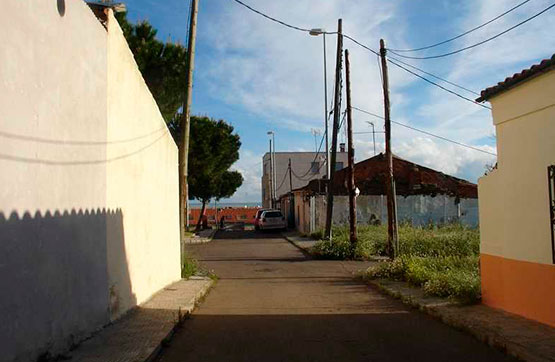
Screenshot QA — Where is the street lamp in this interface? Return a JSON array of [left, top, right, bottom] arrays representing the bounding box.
[[267, 131, 276, 208], [366, 121, 376, 156], [309, 28, 330, 180]]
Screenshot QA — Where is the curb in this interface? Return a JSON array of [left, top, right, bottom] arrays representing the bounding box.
[[282, 233, 313, 257], [367, 279, 552, 362], [145, 277, 215, 362]]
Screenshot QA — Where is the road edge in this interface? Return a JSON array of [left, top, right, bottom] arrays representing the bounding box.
[[145, 277, 215, 362], [367, 278, 553, 362]]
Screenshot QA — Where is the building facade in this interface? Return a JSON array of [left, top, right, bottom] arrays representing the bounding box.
[[284, 154, 479, 234], [477, 55, 555, 327], [262, 151, 348, 208]]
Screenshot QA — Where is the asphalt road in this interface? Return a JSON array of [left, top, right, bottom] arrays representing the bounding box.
[[156, 230, 515, 362]]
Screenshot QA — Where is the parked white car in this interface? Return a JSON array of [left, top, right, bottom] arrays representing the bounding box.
[[258, 210, 286, 231]]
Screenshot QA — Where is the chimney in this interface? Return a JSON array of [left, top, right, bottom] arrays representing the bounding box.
[[339, 143, 345, 152]]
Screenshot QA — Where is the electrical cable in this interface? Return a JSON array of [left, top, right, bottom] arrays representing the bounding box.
[[388, 3, 555, 60], [351, 106, 497, 156], [387, 56, 479, 95], [230, 0, 480, 104], [275, 166, 290, 191], [387, 58, 491, 109], [230, 0, 311, 32], [389, 0, 532, 52]]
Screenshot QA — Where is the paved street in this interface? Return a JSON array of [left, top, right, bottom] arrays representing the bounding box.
[[156, 231, 515, 362]]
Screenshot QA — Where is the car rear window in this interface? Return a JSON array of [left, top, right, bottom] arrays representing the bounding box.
[[264, 211, 282, 218]]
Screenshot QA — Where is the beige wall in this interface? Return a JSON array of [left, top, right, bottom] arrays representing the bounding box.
[[0, 3, 180, 361], [106, 10, 180, 319], [479, 70, 555, 264]]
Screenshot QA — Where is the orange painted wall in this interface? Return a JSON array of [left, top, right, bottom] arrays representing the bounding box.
[[481, 253, 555, 327]]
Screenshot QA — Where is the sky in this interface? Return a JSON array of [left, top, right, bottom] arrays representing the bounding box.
[[122, 0, 555, 203]]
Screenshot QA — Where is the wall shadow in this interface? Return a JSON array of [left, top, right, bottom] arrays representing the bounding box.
[[0, 208, 135, 361]]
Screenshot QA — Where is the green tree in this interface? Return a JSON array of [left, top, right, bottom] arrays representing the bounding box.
[[173, 116, 243, 230], [115, 12, 187, 123]]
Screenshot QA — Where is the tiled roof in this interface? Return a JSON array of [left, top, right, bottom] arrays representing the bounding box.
[[476, 54, 555, 102]]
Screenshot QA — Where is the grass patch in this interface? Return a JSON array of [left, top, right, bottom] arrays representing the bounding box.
[[312, 224, 481, 302], [181, 253, 198, 279]]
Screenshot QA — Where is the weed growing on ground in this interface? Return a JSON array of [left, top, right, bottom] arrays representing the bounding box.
[[181, 253, 198, 279], [311, 224, 481, 302]]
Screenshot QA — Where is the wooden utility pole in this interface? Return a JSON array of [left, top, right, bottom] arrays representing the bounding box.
[[288, 158, 293, 192], [379, 39, 399, 258], [179, 0, 199, 242], [324, 19, 343, 241], [345, 49, 357, 256]]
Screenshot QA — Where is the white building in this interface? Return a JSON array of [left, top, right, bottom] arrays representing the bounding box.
[[262, 151, 348, 208]]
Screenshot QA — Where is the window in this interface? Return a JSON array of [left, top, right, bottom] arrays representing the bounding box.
[[310, 162, 320, 174], [548, 165, 555, 263], [335, 162, 344, 171]]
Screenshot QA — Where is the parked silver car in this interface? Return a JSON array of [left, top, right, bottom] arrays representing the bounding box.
[[258, 210, 286, 231]]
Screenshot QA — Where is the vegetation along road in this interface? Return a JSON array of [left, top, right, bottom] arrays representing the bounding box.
[[156, 230, 516, 362]]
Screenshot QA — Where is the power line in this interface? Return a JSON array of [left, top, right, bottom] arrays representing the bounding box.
[[387, 56, 479, 96], [230, 0, 311, 32], [229, 0, 480, 103], [275, 166, 290, 191], [389, 0, 532, 52], [343, 34, 379, 56], [387, 58, 491, 109], [389, 3, 555, 60], [342, 34, 481, 98], [351, 106, 497, 156]]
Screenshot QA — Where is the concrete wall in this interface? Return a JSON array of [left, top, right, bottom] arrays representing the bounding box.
[[293, 193, 478, 234], [106, 10, 180, 319], [0, 3, 180, 360], [478, 68, 555, 327]]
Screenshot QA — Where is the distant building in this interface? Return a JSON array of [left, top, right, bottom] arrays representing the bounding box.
[[262, 151, 348, 208], [476, 54, 555, 327], [282, 153, 478, 234]]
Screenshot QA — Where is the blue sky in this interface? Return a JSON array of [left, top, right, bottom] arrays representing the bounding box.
[[122, 0, 555, 202]]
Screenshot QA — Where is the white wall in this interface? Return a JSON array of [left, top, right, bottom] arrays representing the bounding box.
[[0, 2, 180, 360], [106, 10, 180, 319]]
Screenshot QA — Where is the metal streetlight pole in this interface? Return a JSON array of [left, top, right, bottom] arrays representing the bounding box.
[[309, 28, 329, 179], [366, 121, 376, 156], [267, 131, 276, 207]]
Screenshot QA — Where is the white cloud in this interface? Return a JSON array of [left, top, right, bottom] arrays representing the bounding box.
[[199, 0, 554, 199]]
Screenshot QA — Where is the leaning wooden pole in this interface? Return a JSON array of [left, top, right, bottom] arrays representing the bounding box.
[[180, 0, 199, 243], [324, 19, 343, 241], [379, 39, 399, 259], [345, 49, 357, 257]]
